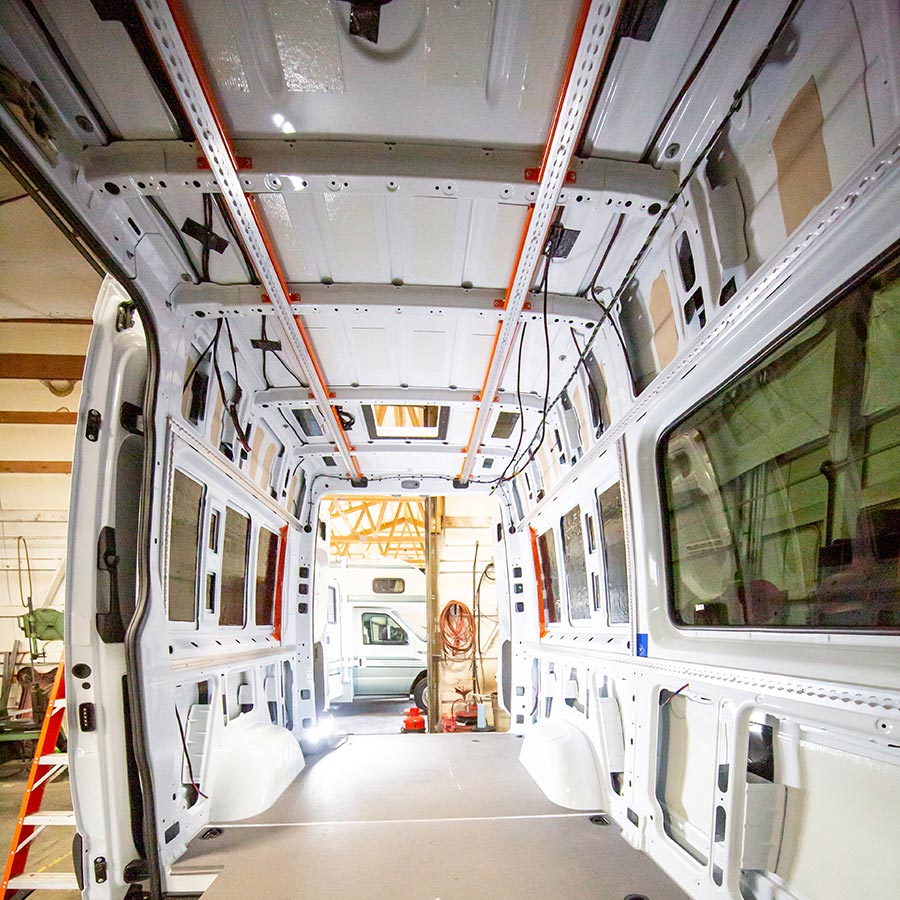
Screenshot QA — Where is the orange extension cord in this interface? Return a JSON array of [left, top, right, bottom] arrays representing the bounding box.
[[439, 601, 475, 657]]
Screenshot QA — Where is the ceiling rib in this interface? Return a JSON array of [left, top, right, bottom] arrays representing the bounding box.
[[138, 0, 363, 482], [457, 0, 621, 484]]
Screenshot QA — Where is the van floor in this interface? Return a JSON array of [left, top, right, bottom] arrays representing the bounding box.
[[172, 733, 690, 899]]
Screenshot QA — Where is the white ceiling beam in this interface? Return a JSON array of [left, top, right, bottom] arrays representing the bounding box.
[[171, 282, 604, 325], [255, 386, 545, 413], [83, 141, 676, 210]]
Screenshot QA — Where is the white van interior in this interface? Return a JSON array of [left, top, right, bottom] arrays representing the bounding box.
[[0, 1, 898, 899]]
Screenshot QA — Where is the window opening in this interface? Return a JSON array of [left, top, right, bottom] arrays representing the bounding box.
[[537, 528, 562, 624], [255, 527, 279, 626], [292, 408, 323, 437], [492, 411, 520, 439], [361, 612, 408, 645], [599, 484, 630, 624], [363, 404, 449, 440], [168, 470, 204, 622], [205, 572, 216, 614], [561, 507, 591, 620], [209, 509, 220, 552], [220, 507, 250, 626], [372, 577, 405, 594], [663, 252, 900, 629]]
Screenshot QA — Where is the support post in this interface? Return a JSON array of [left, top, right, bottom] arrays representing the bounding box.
[[425, 496, 443, 733]]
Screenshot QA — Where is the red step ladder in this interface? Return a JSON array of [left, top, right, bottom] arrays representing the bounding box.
[[1, 660, 78, 897]]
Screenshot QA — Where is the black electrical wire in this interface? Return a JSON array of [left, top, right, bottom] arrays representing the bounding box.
[[639, 0, 742, 164], [145, 195, 201, 284], [271, 351, 308, 387], [259, 318, 272, 389], [201, 193, 212, 283], [500, 0, 804, 478], [587, 285, 636, 388], [497, 255, 553, 483], [491, 321, 528, 485], [174, 706, 208, 799], [582, 212, 625, 301], [182, 330, 218, 392], [209, 319, 251, 453]]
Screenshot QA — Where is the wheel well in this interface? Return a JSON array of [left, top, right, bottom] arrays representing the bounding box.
[[411, 671, 427, 690]]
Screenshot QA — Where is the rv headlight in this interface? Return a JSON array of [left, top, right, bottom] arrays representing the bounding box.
[[306, 725, 321, 745]]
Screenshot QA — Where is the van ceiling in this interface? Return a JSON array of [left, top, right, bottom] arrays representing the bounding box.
[[0, 0, 720, 485]]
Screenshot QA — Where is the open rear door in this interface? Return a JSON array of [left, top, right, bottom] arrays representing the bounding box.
[[65, 276, 151, 898]]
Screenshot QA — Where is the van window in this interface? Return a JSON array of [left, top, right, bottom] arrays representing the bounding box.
[[255, 527, 279, 626], [362, 612, 408, 645], [537, 528, 562, 624], [327, 586, 338, 624], [561, 507, 590, 620], [373, 577, 404, 594], [599, 484, 629, 625], [220, 507, 250, 626], [662, 252, 900, 628], [168, 470, 204, 622]]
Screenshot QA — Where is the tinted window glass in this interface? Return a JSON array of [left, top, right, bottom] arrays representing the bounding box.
[[255, 527, 279, 626], [221, 507, 249, 626], [599, 484, 629, 624], [362, 612, 408, 645], [373, 577, 404, 594], [663, 254, 900, 628], [561, 507, 591, 620], [168, 470, 203, 622], [537, 529, 562, 624]]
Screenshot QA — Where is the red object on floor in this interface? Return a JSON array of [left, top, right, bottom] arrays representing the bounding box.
[[401, 707, 425, 733]]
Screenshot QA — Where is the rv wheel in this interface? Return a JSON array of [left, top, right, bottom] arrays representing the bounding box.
[[413, 678, 428, 712]]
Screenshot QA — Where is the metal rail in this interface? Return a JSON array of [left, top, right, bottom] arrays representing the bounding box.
[[138, 0, 363, 481]]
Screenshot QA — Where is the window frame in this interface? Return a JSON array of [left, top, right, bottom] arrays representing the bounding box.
[[361, 611, 409, 646], [657, 244, 900, 634], [166, 469, 206, 627]]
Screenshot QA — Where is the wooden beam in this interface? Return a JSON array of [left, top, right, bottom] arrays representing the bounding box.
[[0, 354, 85, 380], [0, 411, 78, 425], [0, 461, 72, 474], [0, 510, 68, 523]]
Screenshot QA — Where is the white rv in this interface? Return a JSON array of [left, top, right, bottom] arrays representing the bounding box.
[[0, 1, 898, 899], [325, 559, 428, 708]]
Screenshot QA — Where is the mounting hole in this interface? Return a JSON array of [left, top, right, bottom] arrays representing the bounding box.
[[103, 181, 120, 195], [647, 202, 661, 215]]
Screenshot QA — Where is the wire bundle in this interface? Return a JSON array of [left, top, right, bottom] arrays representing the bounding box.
[[439, 601, 475, 657]]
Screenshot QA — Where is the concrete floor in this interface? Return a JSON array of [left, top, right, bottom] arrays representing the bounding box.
[[0, 753, 79, 900], [173, 734, 691, 900], [331, 698, 412, 735]]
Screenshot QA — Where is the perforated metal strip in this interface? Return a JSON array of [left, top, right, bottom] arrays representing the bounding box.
[[458, 0, 621, 482], [138, 0, 362, 480]]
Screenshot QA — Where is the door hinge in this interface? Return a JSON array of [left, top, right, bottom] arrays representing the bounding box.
[[116, 301, 136, 332]]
